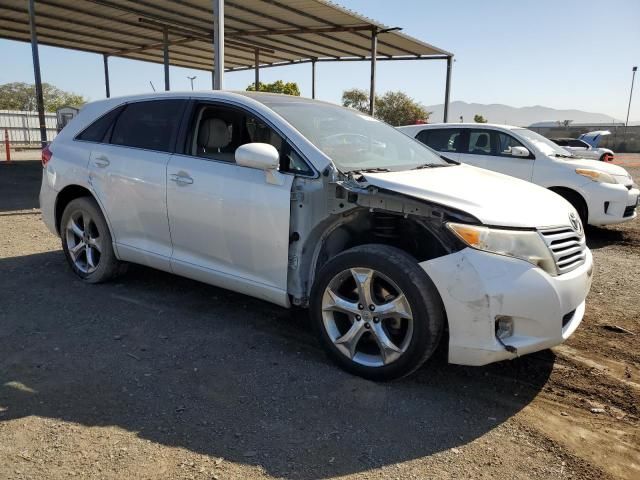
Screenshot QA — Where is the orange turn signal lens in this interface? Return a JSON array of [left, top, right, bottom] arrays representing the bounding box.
[[447, 223, 482, 247]]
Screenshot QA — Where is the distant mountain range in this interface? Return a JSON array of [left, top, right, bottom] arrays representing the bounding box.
[[425, 101, 626, 126]]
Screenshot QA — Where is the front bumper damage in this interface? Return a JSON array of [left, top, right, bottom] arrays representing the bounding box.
[[420, 247, 593, 366]]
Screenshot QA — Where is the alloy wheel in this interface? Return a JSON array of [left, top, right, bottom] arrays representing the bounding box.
[[321, 268, 414, 367], [65, 210, 102, 274]]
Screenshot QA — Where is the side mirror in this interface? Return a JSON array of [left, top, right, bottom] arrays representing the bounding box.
[[511, 146, 531, 158], [235, 142, 284, 185], [235, 142, 279, 170]]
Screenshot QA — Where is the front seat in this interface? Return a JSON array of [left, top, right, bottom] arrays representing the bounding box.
[[471, 134, 489, 155], [197, 118, 235, 162]]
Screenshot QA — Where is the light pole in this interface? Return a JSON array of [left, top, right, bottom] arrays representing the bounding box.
[[623, 66, 637, 148], [187, 76, 197, 91]]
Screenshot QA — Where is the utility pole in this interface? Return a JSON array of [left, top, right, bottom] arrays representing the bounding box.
[[187, 76, 196, 90], [624, 66, 637, 148]]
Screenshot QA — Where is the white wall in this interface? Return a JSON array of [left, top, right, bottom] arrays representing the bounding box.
[[0, 110, 58, 145]]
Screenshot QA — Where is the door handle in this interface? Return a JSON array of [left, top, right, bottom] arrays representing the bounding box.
[[170, 173, 194, 186], [93, 156, 110, 168]]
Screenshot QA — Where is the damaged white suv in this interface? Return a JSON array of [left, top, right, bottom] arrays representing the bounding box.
[[40, 92, 593, 380]]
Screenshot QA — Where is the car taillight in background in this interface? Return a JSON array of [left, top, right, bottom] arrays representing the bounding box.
[[41, 145, 52, 167]]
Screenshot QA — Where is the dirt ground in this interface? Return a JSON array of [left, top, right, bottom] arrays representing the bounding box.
[[0, 159, 638, 480]]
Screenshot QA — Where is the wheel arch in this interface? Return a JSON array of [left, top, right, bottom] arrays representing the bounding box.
[[54, 185, 115, 243], [305, 209, 454, 300], [548, 186, 589, 222]]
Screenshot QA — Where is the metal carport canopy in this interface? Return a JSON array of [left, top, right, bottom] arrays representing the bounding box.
[[0, 0, 454, 146]]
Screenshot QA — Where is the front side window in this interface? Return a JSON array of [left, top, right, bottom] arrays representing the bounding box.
[[568, 139, 588, 148], [187, 104, 314, 175], [417, 128, 462, 153], [111, 100, 184, 152], [496, 131, 528, 157]]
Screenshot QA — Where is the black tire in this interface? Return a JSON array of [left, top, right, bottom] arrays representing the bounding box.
[[310, 244, 446, 381], [551, 188, 588, 227], [599, 153, 610, 162], [60, 196, 126, 283]]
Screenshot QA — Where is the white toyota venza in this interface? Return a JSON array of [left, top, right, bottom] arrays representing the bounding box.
[[40, 92, 593, 380]]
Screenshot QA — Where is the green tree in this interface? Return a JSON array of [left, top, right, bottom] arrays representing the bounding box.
[[474, 114, 488, 123], [341, 88, 430, 126], [246, 80, 300, 96], [341, 88, 370, 114], [375, 91, 430, 126], [0, 82, 87, 112]]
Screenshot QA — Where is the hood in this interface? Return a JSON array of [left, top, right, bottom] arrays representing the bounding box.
[[363, 164, 576, 229], [594, 147, 614, 154], [563, 158, 633, 184]]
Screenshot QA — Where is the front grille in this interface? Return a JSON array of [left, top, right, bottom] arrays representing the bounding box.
[[539, 226, 587, 275], [624, 205, 636, 217]]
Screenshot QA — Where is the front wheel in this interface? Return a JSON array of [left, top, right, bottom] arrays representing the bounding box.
[[310, 244, 445, 381]]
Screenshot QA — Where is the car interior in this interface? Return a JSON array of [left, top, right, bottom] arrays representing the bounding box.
[[189, 105, 313, 175]]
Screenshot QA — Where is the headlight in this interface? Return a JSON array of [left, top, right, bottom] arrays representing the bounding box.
[[575, 168, 617, 184], [447, 223, 556, 275]]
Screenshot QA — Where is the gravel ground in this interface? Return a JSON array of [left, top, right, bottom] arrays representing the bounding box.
[[0, 159, 638, 479]]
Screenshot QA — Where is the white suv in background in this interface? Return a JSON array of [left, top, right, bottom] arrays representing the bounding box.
[[399, 123, 639, 226], [41, 93, 593, 380]]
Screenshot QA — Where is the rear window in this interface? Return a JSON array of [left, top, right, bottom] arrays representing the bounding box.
[[76, 106, 124, 143], [111, 100, 184, 152]]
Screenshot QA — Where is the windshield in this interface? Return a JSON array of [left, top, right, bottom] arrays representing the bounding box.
[[255, 98, 448, 172], [513, 128, 573, 157]]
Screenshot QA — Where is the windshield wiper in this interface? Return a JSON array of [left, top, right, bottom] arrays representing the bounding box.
[[412, 163, 449, 170], [554, 153, 574, 158], [348, 167, 391, 174]]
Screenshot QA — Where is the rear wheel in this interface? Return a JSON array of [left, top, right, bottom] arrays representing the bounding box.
[[310, 244, 445, 381], [599, 153, 612, 162], [60, 197, 126, 283]]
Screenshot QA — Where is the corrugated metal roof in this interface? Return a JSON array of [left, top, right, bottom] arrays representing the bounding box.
[[0, 0, 451, 71]]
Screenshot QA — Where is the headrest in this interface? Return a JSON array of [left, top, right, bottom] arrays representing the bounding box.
[[475, 134, 488, 148], [198, 118, 231, 149]]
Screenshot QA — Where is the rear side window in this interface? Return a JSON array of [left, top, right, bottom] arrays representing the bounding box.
[[416, 128, 462, 153], [111, 100, 184, 152], [76, 106, 124, 143]]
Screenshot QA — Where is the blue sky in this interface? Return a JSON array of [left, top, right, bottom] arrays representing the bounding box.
[[1, 0, 639, 120]]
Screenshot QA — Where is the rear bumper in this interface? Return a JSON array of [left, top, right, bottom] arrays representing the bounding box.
[[420, 247, 593, 366], [39, 167, 59, 236]]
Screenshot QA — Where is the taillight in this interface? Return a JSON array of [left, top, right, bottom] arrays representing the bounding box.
[[42, 145, 52, 167]]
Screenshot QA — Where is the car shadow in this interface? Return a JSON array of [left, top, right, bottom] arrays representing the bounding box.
[[0, 161, 42, 212], [585, 225, 637, 250], [0, 250, 554, 479]]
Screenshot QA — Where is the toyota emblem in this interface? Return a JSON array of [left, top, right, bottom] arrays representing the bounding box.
[[569, 212, 581, 233]]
